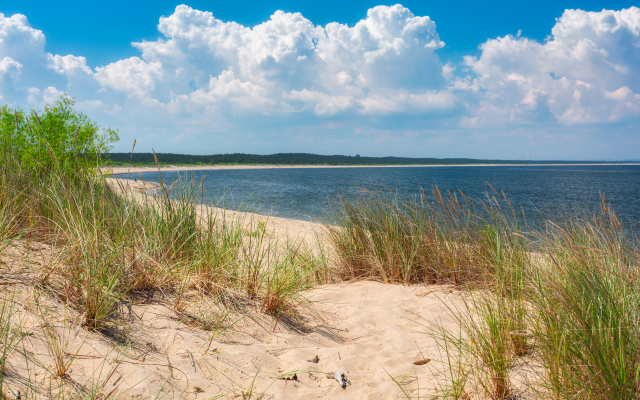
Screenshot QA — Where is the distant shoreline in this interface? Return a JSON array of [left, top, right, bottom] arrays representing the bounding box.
[[103, 163, 640, 175]]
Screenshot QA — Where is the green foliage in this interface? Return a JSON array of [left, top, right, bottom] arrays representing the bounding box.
[[0, 96, 118, 173]]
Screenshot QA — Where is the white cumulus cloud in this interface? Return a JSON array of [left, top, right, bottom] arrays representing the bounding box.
[[119, 4, 450, 115], [0, 5, 639, 157], [47, 54, 92, 76], [0, 56, 21, 77], [462, 7, 640, 125], [95, 57, 163, 97], [0, 12, 45, 60]]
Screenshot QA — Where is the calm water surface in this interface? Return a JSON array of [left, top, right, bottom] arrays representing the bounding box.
[[118, 165, 640, 226]]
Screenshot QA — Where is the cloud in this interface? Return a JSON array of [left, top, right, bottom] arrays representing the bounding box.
[[47, 54, 92, 76], [118, 4, 449, 115], [0, 56, 22, 101], [0, 56, 21, 77], [0, 12, 45, 104], [462, 7, 640, 125], [0, 12, 45, 59], [95, 57, 163, 97], [0, 5, 639, 157]]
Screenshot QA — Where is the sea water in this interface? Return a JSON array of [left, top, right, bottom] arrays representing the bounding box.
[[117, 165, 640, 227]]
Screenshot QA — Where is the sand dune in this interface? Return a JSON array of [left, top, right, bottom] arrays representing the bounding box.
[[0, 177, 479, 399], [1, 238, 466, 399]]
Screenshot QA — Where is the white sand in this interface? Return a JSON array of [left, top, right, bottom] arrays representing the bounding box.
[[102, 162, 640, 176], [2, 238, 466, 399]]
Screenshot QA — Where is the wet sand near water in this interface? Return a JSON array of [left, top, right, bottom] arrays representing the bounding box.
[[102, 162, 640, 176]]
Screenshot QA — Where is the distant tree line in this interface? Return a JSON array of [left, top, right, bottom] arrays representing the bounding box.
[[104, 152, 613, 166]]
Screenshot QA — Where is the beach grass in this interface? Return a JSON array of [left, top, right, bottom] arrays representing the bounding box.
[[5, 147, 639, 398], [327, 186, 640, 399], [326, 185, 528, 286], [0, 101, 332, 397], [523, 200, 640, 400], [0, 124, 325, 324], [2, 99, 639, 398]]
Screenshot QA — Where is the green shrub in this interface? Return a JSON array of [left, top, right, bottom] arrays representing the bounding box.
[[0, 96, 118, 174]]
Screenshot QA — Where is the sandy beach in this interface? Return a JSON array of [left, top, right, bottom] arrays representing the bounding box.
[[0, 171, 625, 399], [2, 237, 466, 399], [102, 162, 640, 176], [1, 178, 470, 399], [3, 2, 637, 395], [0, 0, 640, 394]]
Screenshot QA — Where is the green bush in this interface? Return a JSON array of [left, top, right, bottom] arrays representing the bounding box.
[[0, 96, 118, 173]]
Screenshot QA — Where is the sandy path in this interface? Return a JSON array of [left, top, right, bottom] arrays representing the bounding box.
[[102, 162, 640, 176]]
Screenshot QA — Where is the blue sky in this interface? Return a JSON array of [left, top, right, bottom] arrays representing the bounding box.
[[1, 1, 639, 159], [4, 0, 636, 66]]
